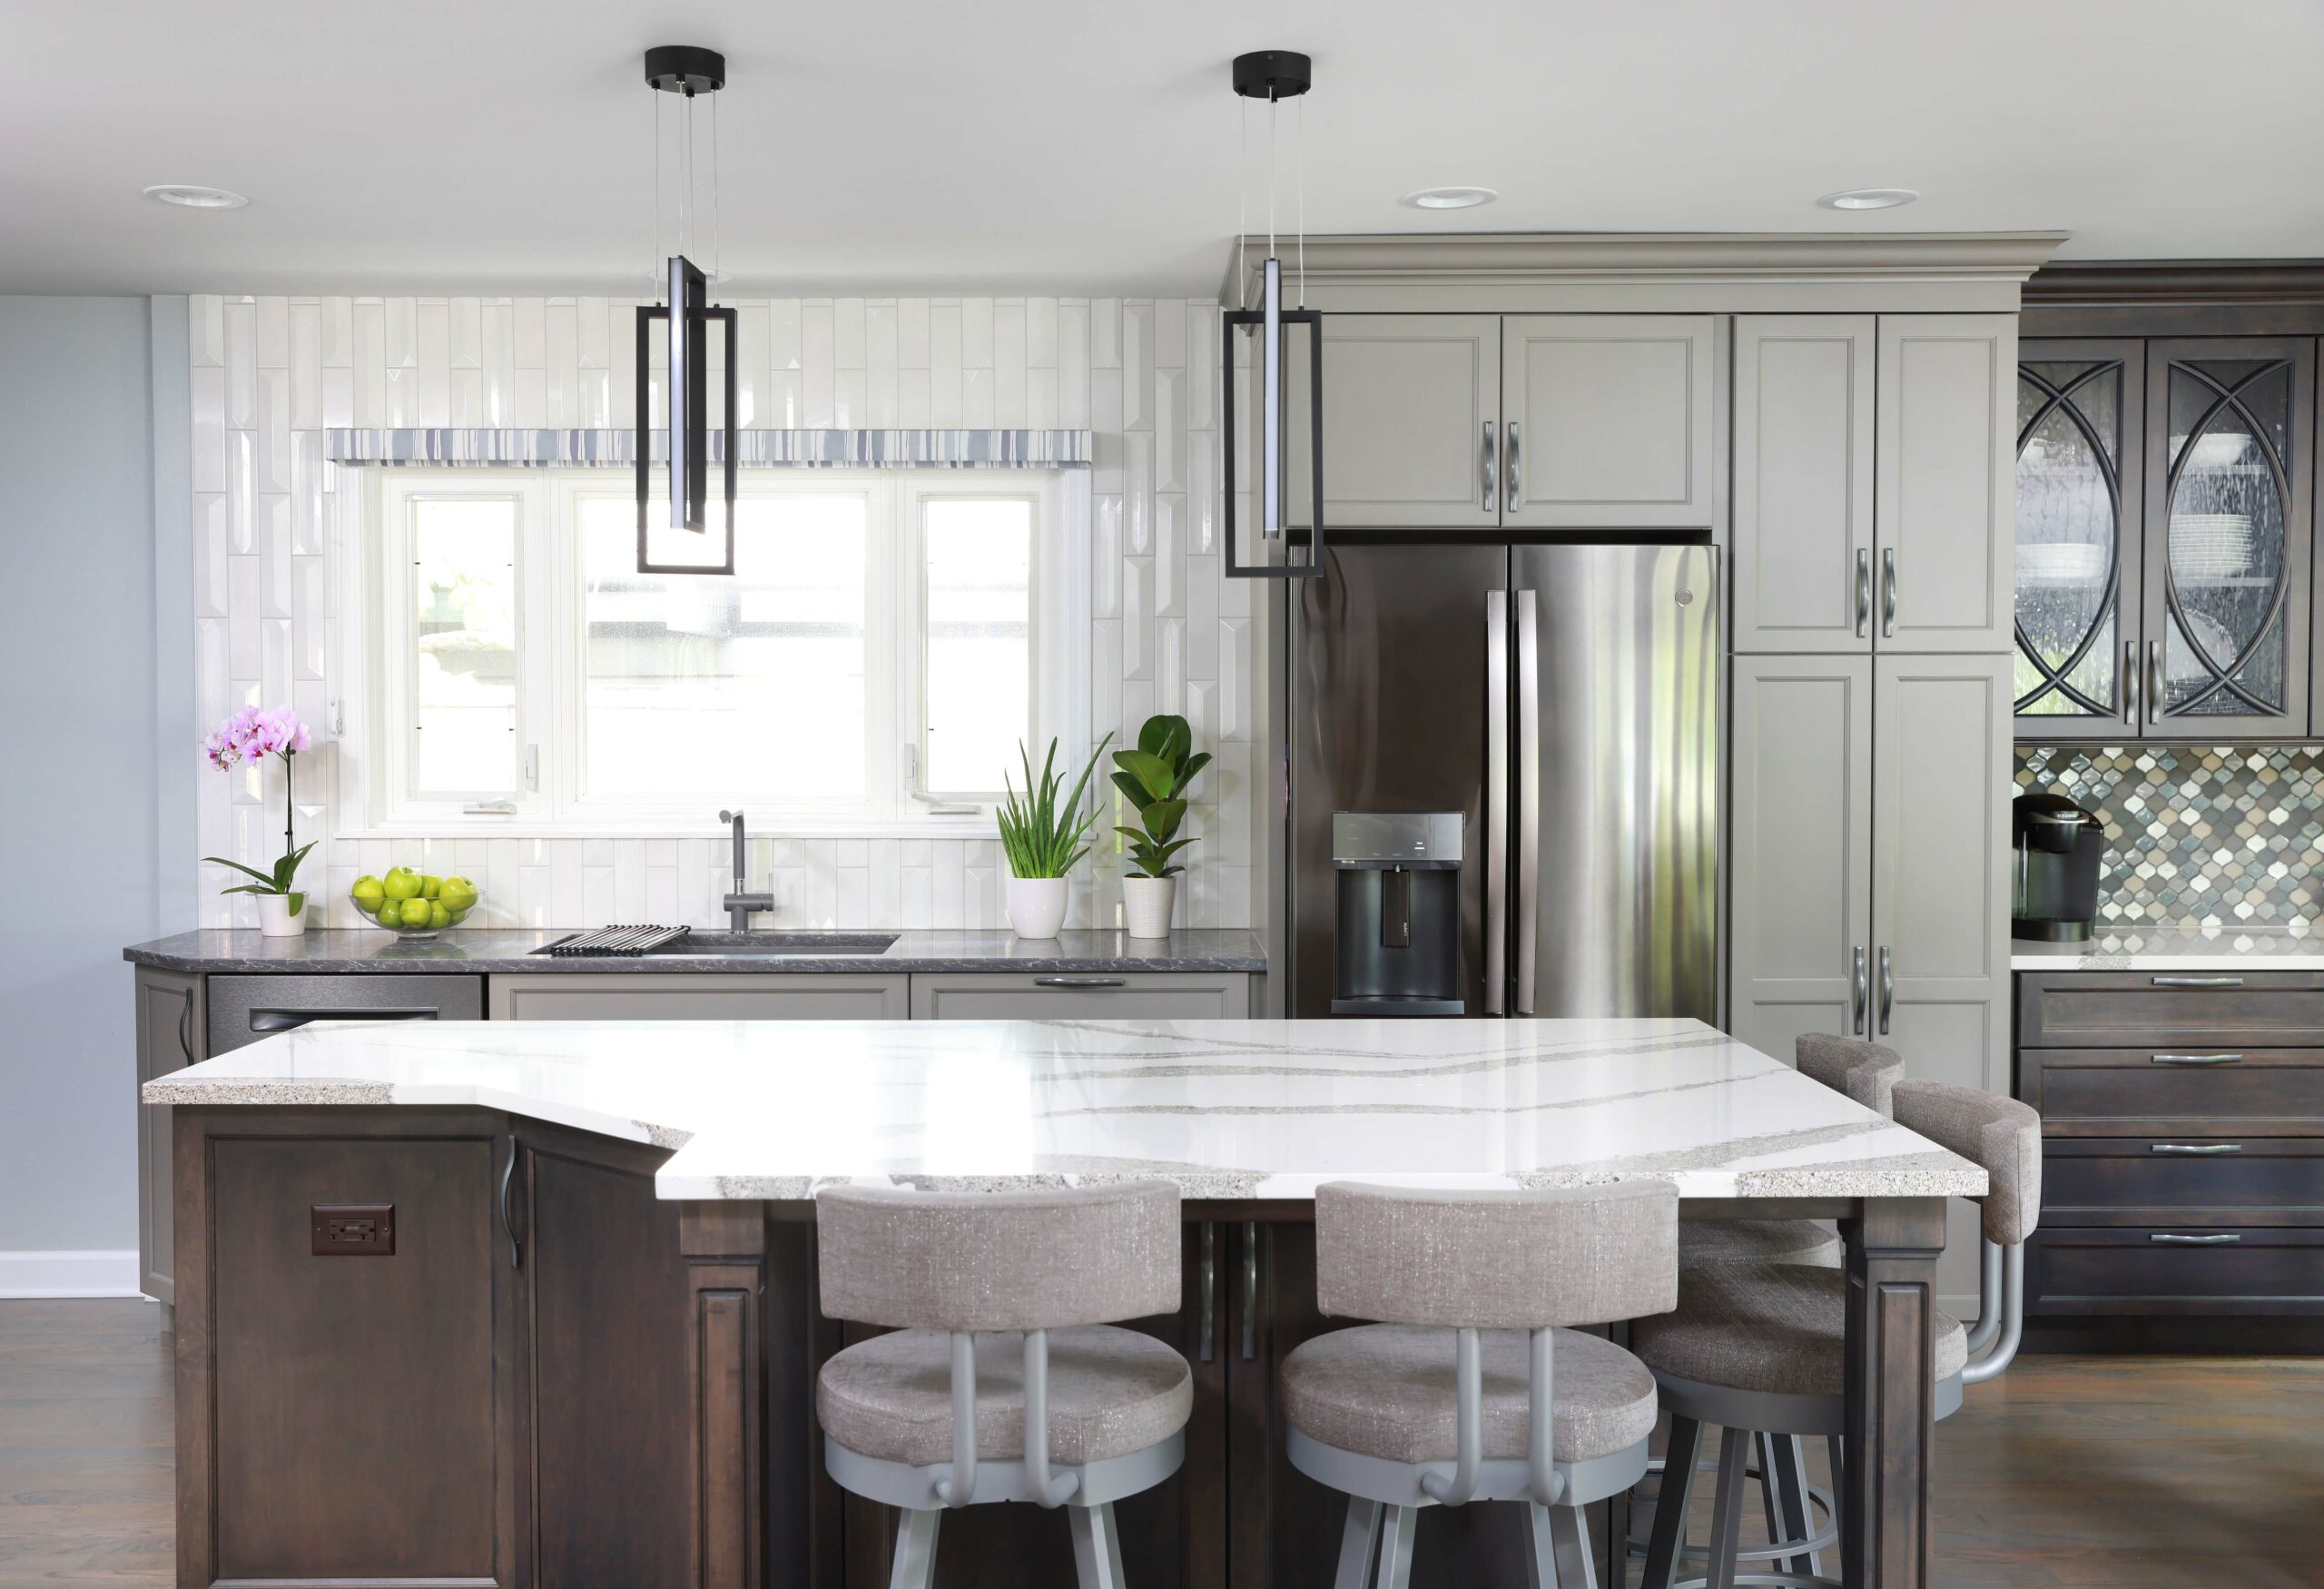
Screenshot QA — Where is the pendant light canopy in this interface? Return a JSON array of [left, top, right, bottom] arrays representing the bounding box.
[[1221, 49, 1324, 580], [637, 45, 738, 576]]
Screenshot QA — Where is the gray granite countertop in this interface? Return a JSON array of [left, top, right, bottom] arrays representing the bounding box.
[[123, 927, 1266, 976]]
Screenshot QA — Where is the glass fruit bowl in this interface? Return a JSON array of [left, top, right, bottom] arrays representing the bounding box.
[[350, 868, 481, 940]]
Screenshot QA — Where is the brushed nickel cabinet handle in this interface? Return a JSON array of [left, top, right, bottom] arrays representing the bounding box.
[[1851, 946, 1867, 1036], [1241, 1221, 1261, 1361], [1876, 944, 1894, 1036], [1855, 548, 1871, 638], [499, 1135, 522, 1270], [177, 987, 197, 1067], [1505, 421, 1522, 509], [2151, 1143, 2242, 1155], [2123, 639, 2140, 725], [2149, 1232, 2240, 1245], [2152, 975, 2242, 989], [1198, 1222, 1216, 1363], [2151, 1052, 2242, 1066], [1481, 421, 1497, 514], [2148, 640, 2165, 718], [1880, 548, 1897, 638]]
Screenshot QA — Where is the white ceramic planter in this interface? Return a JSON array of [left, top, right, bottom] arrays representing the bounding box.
[[1122, 874, 1177, 939], [1006, 875, 1068, 940], [258, 893, 309, 938]]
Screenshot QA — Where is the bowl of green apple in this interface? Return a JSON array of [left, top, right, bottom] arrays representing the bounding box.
[[350, 867, 480, 939]]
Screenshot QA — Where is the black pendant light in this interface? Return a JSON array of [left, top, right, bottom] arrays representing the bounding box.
[[1221, 49, 1324, 580], [637, 45, 738, 576]]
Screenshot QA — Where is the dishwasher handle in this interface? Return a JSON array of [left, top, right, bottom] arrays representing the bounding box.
[[248, 1007, 443, 1034], [1032, 977, 1128, 990]]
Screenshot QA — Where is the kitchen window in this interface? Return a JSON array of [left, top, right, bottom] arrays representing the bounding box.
[[350, 468, 1076, 833]]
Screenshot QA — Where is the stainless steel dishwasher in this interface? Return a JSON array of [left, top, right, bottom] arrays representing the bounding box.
[[204, 974, 485, 1054]]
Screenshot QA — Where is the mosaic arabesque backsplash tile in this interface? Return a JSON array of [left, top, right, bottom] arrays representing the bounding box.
[[2015, 746, 2324, 929]]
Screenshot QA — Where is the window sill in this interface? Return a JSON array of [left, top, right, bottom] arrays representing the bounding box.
[[336, 817, 1005, 843]]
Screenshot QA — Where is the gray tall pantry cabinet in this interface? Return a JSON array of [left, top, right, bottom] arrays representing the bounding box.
[[1727, 311, 2018, 1309]]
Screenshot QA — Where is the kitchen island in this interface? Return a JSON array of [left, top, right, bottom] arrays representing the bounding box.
[[148, 1018, 1980, 1589]]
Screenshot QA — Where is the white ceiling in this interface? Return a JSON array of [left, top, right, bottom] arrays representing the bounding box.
[[4, 0, 2321, 298]]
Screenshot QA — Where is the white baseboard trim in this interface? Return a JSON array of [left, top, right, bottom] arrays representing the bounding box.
[[0, 1249, 143, 1298]]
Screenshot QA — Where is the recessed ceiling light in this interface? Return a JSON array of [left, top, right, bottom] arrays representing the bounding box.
[[143, 184, 248, 210], [1400, 186, 1498, 211], [1817, 188, 1918, 212]]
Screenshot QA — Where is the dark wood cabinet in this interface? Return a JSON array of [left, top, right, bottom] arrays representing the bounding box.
[[134, 966, 202, 1309]]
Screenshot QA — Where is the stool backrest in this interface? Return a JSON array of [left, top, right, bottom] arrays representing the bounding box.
[[1314, 1180, 1677, 1330], [1892, 1081, 2042, 1246], [1796, 1032, 1905, 1118], [817, 1180, 1181, 1331]]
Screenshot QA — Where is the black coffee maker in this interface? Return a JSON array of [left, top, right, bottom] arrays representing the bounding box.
[[2012, 792, 2106, 941]]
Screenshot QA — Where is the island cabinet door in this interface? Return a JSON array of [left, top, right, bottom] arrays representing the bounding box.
[[175, 1109, 527, 1589], [832, 1219, 1228, 1589], [1226, 1222, 1557, 1589], [133, 965, 203, 1306], [511, 1120, 705, 1589]]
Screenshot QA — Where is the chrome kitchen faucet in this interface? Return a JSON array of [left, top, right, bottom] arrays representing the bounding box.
[[719, 809, 775, 929]]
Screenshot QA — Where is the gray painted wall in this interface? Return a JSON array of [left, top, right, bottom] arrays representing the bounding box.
[[0, 297, 166, 1258]]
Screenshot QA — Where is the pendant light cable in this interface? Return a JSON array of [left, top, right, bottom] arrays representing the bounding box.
[[1266, 88, 1277, 264], [1236, 97, 1248, 310], [651, 87, 663, 286], [1296, 94, 1306, 309], [711, 89, 723, 285]]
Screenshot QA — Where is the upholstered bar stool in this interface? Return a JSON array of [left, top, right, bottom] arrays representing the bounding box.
[[1631, 1081, 2042, 1589], [814, 1181, 1192, 1589], [1675, 1035, 1905, 1272], [1278, 1179, 1679, 1589]]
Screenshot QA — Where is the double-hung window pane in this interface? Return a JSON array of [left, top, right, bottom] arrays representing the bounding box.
[[411, 498, 518, 794], [921, 498, 1032, 795], [579, 492, 871, 800]]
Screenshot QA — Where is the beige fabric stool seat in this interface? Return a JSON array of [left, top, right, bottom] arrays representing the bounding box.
[[1631, 1264, 1967, 1399], [813, 1180, 1189, 1589], [819, 1325, 1191, 1468], [1676, 1218, 1841, 1270], [1281, 1324, 1657, 1466]]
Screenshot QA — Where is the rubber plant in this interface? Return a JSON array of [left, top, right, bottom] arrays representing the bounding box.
[[996, 734, 1113, 878], [1111, 714, 1211, 878]]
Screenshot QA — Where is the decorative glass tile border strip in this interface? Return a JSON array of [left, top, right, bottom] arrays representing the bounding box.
[[326, 428, 1093, 469], [2017, 745, 2324, 929]]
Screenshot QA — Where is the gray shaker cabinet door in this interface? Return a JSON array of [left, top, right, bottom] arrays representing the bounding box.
[[1731, 316, 1876, 653], [1875, 314, 2018, 653], [1501, 314, 1718, 528], [487, 973, 910, 1020], [1727, 656, 1874, 1064], [910, 972, 1253, 1021], [1286, 313, 1501, 528], [135, 966, 204, 1306]]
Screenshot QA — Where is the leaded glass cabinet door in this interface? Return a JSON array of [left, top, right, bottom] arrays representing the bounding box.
[[2015, 340, 2143, 731], [2141, 339, 2315, 739]]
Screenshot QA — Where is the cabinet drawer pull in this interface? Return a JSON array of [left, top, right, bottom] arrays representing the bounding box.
[[498, 1135, 522, 1271], [1242, 1221, 1261, 1361], [1032, 976, 1128, 989], [2151, 1052, 2241, 1066], [2148, 1232, 2241, 1246], [2150, 975, 2243, 988], [2151, 1143, 2242, 1155], [1198, 1222, 1216, 1363]]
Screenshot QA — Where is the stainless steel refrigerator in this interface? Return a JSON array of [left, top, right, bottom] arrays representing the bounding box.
[[1287, 541, 1719, 1021]]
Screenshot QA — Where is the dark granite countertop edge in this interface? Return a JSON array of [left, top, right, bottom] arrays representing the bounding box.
[[123, 929, 1266, 976]]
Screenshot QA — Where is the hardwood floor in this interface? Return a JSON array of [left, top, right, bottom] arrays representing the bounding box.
[[1, 1299, 2319, 1587]]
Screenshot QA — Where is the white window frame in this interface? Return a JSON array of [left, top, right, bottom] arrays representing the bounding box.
[[340, 465, 1085, 838]]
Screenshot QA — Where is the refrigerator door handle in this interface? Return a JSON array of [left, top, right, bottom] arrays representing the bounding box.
[[1484, 590, 1509, 1014], [1514, 589, 1541, 1015], [1481, 422, 1497, 514]]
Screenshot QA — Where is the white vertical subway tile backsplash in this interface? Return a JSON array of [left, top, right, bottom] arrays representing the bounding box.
[[186, 291, 1254, 934]]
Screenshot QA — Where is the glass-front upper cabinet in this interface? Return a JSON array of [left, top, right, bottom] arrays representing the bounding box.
[[2141, 338, 2315, 738], [2015, 340, 2143, 730]]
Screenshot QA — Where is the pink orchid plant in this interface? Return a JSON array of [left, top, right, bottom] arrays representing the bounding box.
[[203, 706, 317, 903]]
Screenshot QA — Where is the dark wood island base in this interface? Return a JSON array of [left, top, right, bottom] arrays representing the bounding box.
[[170, 1106, 1945, 1589]]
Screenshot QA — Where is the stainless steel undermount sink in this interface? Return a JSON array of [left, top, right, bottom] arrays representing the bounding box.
[[533, 931, 900, 959]]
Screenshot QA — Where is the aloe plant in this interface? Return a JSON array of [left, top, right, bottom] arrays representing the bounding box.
[[997, 735, 1112, 879], [1111, 714, 1211, 879]]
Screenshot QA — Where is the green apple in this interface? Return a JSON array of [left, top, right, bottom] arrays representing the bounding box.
[[420, 873, 442, 901], [350, 875, 385, 911], [376, 903, 401, 927], [397, 897, 434, 929], [448, 907, 469, 924], [428, 901, 451, 930], [382, 869, 422, 903], [439, 876, 478, 912]]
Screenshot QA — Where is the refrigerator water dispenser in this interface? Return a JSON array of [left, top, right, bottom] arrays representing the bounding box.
[[1331, 812, 1465, 1015]]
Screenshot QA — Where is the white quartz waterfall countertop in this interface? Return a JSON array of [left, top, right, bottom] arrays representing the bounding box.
[[143, 1017, 1985, 1203]]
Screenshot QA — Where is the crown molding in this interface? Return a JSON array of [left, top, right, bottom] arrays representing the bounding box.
[[1222, 231, 2072, 304], [2024, 259, 2324, 306]]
